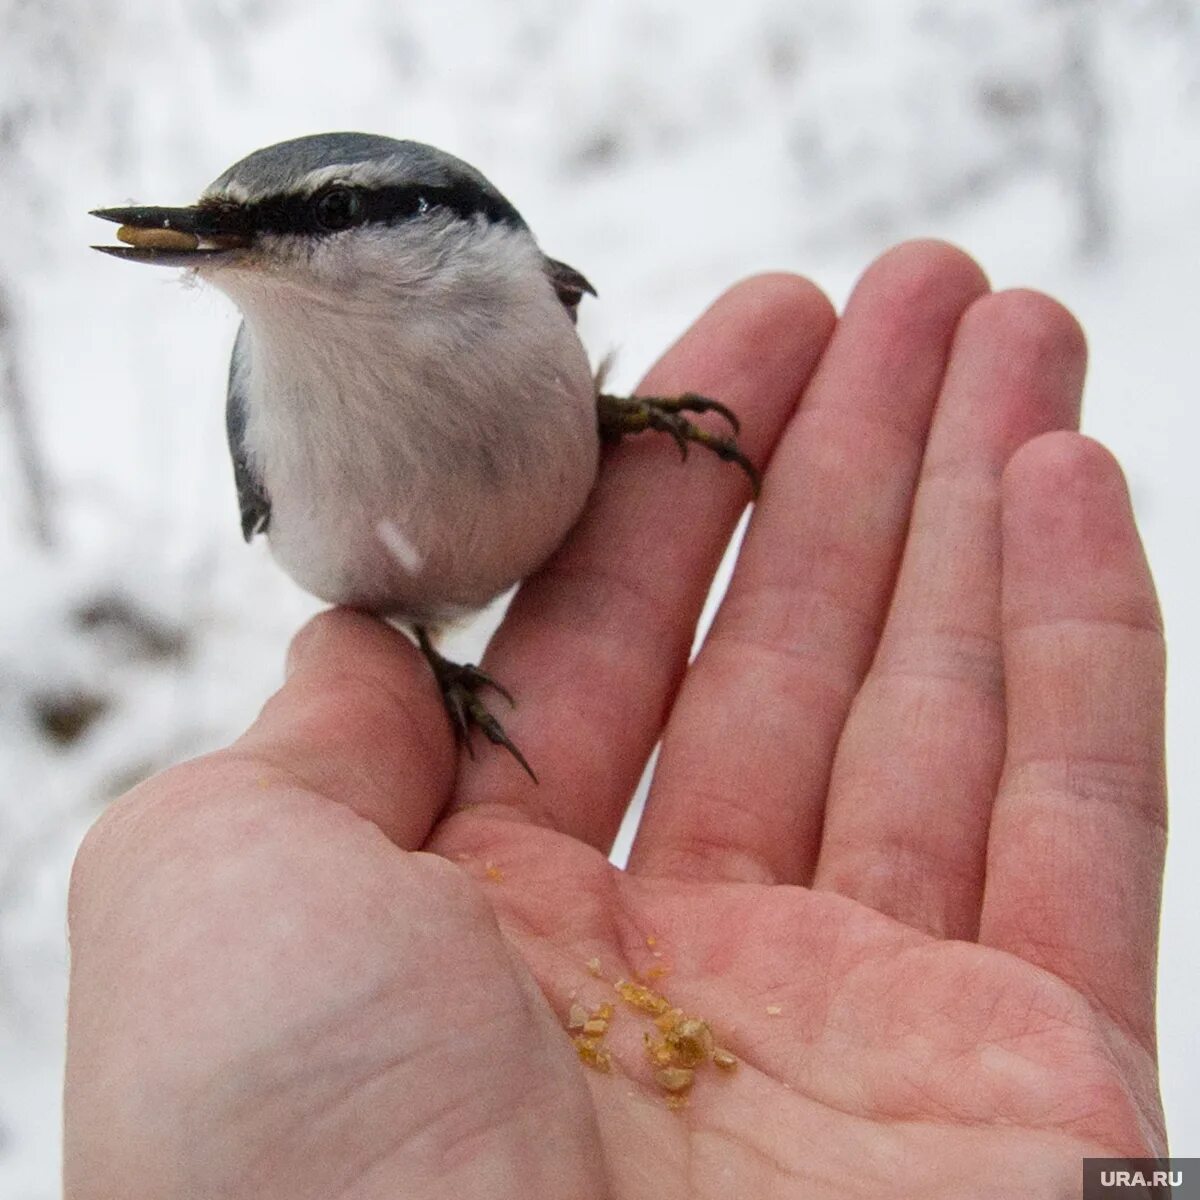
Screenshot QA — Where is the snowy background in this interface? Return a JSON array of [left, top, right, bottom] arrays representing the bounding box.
[[2, 0, 1197, 1191]]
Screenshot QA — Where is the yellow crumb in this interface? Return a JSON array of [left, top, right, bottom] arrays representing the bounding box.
[[642, 1033, 675, 1068], [586, 957, 603, 977], [655, 1066, 695, 1094], [667, 1018, 714, 1068], [593, 1001, 614, 1021], [614, 979, 671, 1016], [645, 963, 671, 980], [713, 1047, 738, 1071], [665, 1093, 690, 1111], [567, 1003, 589, 1031], [582, 1018, 608, 1036], [573, 1035, 613, 1073], [654, 1007, 684, 1033], [484, 862, 504, 882], [646, 934, 657, 948]]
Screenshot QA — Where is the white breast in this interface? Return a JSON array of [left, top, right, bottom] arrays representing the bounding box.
[[214, 218, 599, 625]]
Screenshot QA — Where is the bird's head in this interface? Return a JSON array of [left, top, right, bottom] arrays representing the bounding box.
[[92, 132, 532, 312]]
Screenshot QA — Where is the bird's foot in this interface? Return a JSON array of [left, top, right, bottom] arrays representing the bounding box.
[[415, 628, 537, 782], [596, 392, 760, 495]]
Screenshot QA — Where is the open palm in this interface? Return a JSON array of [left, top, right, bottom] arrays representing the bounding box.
[[65, 243, 1167, 1199]]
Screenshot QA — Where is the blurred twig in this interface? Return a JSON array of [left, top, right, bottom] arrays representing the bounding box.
[[0, 283, 56, 548], [1060, 2, 1113, 260]]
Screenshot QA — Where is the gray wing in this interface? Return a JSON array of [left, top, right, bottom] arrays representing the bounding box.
[[544, 257, 596, 324], [226, 323, 270, 541]]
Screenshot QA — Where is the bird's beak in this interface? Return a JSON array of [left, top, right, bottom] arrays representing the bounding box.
[[90, 203, 253, 267]]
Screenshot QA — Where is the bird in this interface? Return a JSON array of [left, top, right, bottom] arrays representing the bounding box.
[[92, 132, 757, 779]]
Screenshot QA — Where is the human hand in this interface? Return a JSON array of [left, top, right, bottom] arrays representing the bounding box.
[[64, 242, 1166, 1199]]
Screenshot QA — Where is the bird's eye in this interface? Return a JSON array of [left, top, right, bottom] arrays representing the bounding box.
[[311, 187, 364, 232]]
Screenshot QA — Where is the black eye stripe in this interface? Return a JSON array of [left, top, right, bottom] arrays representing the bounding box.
[[228, 179, 526, 237]]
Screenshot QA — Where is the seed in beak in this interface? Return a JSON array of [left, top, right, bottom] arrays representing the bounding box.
[[116, 226, 200, 251]]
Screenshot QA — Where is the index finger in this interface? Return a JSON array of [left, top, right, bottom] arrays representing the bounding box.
[[450, 274, 837, 847]]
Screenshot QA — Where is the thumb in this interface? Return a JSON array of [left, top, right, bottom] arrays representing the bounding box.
[[238, 607, 457, 848]]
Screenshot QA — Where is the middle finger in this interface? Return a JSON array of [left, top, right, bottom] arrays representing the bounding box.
[[812, 289, 1086, 938], [630, 240, 989, 884]]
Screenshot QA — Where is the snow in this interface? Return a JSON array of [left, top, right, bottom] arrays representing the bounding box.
[[2, 2, 1197, 1191]]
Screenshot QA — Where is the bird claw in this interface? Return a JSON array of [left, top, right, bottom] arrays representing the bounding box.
[[667, 392, 742, 435], [415, 630, 536, 781], [596, 392, 759, 495]]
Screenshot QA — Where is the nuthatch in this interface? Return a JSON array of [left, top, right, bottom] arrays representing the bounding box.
[[93, 133, 757, 778]]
